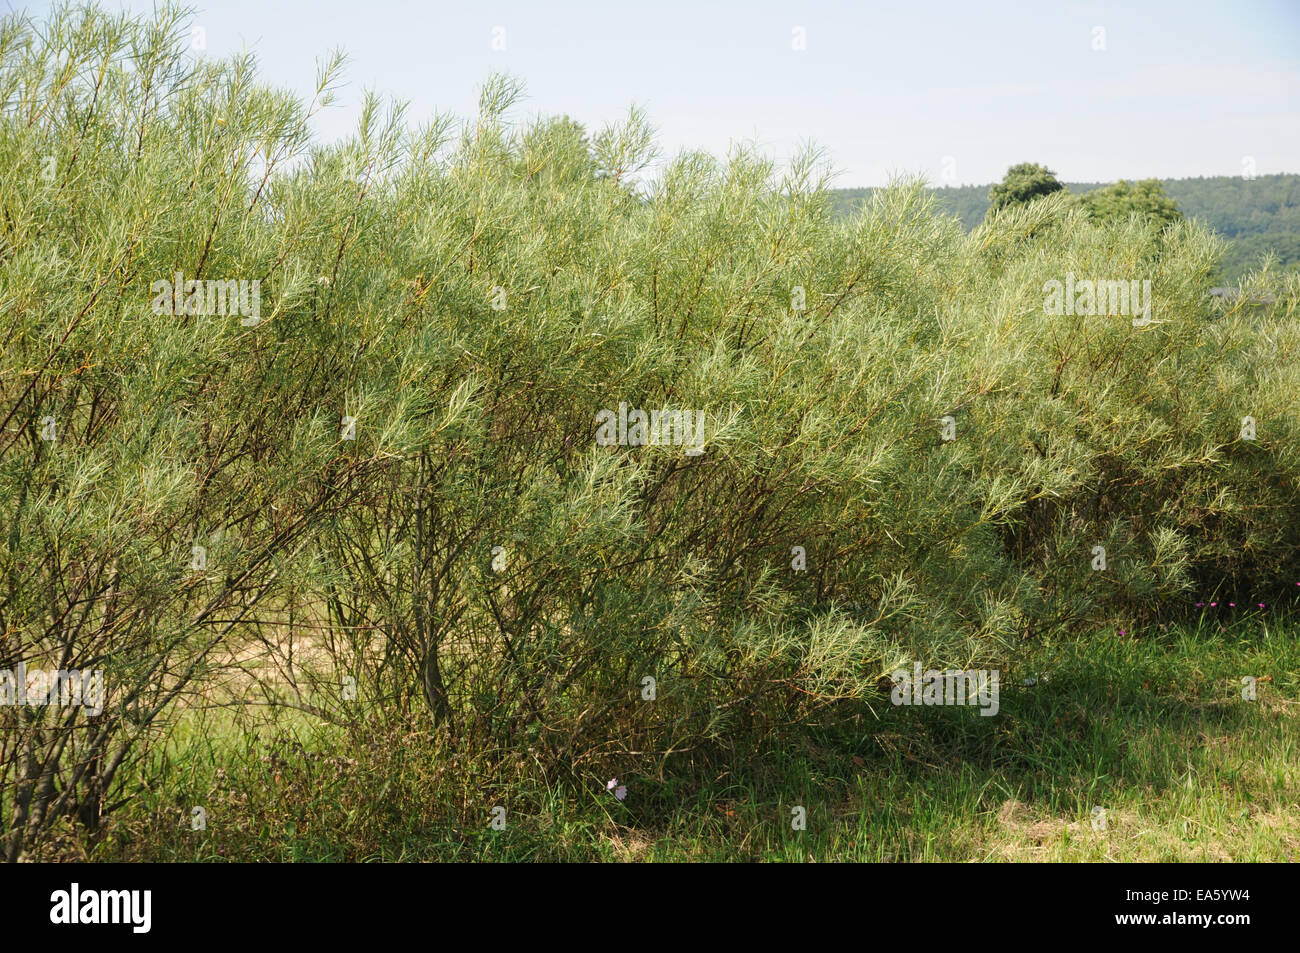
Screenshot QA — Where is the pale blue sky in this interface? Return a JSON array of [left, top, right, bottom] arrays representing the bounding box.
[[21, 0, 1300, 186]]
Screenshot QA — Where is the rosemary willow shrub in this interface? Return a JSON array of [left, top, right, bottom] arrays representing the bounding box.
[[959, 197, 1299, 625], [0, 4, 375, 858]]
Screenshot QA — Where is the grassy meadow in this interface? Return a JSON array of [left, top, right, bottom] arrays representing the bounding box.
[[52, 610, 1293, 862]]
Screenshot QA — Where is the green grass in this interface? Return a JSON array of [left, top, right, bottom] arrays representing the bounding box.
[[89, 610, 1298, 862]]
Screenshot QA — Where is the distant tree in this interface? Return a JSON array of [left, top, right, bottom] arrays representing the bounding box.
[[987, 162, 1066, 213], [1080, 178, 1183, 228]]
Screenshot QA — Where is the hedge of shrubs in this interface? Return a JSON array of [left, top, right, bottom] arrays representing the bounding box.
[[1, 5, 1296, 859]]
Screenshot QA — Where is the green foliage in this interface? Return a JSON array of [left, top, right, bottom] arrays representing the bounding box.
[[1218, 231, 1300, 283], [987, 163, 1066, 214], [833, 173, 1300, 283], [1078, 178, 1183, 228], [2, 4, 1298, 860]]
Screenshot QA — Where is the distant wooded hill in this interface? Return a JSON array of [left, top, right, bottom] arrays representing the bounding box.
[[831, 173, 1300, 283]]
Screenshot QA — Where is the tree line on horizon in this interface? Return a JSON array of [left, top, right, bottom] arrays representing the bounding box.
[[832, 170, 1300, 284]]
